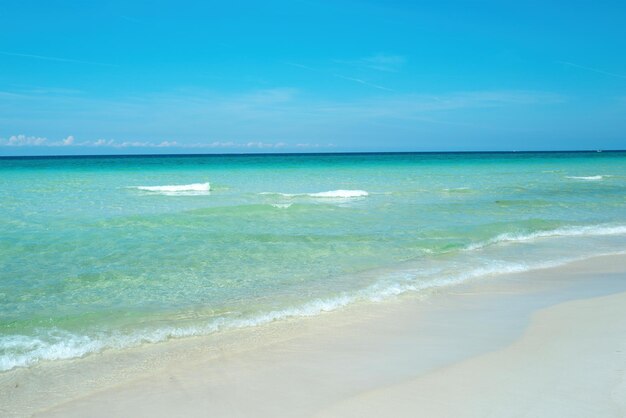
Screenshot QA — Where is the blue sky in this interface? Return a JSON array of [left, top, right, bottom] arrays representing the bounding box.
[[1, 0, 625, 155]]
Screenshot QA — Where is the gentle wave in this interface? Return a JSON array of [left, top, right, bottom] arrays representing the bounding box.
[[360, 260, 568, 302], [3, 222, 625, 372], [2, 249, 620, 372], [261, 189, 369, 198], [441, 187, 473, 193], [307, 190, 369, 198], [467, 224, 626, 251], [565, 175, 605, 181], [133, 182, 211, 196]]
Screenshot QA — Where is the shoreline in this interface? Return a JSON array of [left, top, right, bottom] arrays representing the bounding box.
[[2, 253, 626, 417], [4, 235, 624, 375], [317, 290, 626, 418]]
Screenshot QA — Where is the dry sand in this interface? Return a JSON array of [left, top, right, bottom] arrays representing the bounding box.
[[317, 291, 626, 418]]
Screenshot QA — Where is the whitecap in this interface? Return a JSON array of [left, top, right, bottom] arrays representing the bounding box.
[[565, 175, 604, 181], [133, 182, 211, 196], [307, 190, 369, 198]]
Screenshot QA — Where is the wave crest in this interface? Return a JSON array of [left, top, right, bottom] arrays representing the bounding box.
[[261, 189, 368, 198], [468, 224, 626, 251], [565, 175, 605, 181], [2, 252, 610, 372], [133, 182, 211, 196]]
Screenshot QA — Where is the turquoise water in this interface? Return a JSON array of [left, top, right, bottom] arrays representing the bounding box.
[[1, 152, 626, 371]]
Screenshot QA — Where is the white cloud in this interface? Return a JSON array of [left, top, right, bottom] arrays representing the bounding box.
[[93, 139, 115, 146], [0, 134, 80, 147], [186, 141, 304, 149], [116, 141, 150, 148], [156, 140, 177, 147], [61, 135, 74, 146], [0, 135, 330, 150], [0, 134, 48, 146], [0, 88, 564, 152]]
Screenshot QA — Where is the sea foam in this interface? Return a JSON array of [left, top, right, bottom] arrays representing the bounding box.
[[565, 175, 605, 181], [2, 250, 612, 372], [306, 190, 369, 198], [467, 224, 626, 251], [134, 182, 211, 195], [262, 190, 369, 198]]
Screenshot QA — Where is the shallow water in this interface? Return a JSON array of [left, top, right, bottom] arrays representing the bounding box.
[[1, 151, 625, 371]]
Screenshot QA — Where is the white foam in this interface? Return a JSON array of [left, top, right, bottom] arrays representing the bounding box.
[[565, 175, 605, 181], [0, 297, 357, 372], [467, 224, 626, 251], [307, 190, 369, 198], [271, 203, 293, 209], [0, 332, 104, 372], [261, 190, 368, 199], [227, 295, 357, 329], [133, 182, 211, 196], [3, 247, 624, 373], [441, 187, 473, 194]]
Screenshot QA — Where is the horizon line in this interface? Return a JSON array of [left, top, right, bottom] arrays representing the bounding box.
[[1, 149, 624, 159]]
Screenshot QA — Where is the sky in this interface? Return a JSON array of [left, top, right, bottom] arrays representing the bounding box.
[[1, 0, 625, 155]]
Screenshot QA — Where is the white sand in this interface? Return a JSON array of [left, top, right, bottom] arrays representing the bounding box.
[[2, 254, 626, 418], [318, 291, 626, 418]]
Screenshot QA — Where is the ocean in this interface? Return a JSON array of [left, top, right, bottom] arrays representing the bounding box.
[[1, 151, 625, 371]]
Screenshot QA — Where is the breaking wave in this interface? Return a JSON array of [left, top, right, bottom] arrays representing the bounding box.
[[133, 182, 211, 196], [467, 224, 626, 251], [565, 175, 606, 181], [0, 261, 562, 372], [3, 245, 623, 372]]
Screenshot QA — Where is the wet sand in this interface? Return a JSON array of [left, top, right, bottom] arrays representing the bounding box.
[[2, 254, 625, 418]]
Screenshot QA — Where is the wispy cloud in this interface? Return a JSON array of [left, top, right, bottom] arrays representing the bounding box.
[[283, 61, 319, 72], [0, 86, 82, 99], [0, 91, 29, 99], [0, 135, 48, 146], [0, 134, 76, 147], [556, 61, 626, 79], [310, 90, 564, 119], [0, 88, 563, 150], [0, 51, 117, 67], [0, 134, 333, 150], [61, 135, 75, 145], [332, 74, 395, 92], [21, 86, 84, 96], [336, 54, 407, 72], [234, 88, 298, 105], [284, 61, 394, 92]]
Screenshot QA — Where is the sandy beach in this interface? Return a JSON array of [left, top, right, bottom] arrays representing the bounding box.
[[4, 1, 626, 416], [1, 253, 624, 417]]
